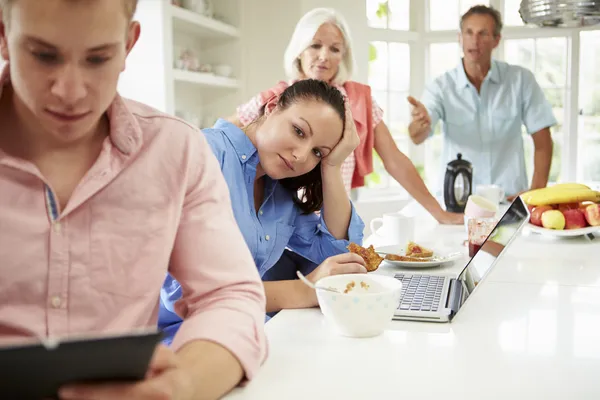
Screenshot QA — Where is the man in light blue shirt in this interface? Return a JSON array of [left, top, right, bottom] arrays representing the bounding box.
[[408, 5, 555, 198]]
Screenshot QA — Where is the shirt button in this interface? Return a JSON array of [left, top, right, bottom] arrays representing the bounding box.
[[259, 210, 263, 215], [241, 155, 247, 160], [265, 235, 270, 241], [53, 222, 62, 233], [50, 296, 62, 308], [317, 224, 322, 229]]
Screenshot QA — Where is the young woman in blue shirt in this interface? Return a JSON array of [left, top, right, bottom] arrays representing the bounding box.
[[159, 80, 368, 343]]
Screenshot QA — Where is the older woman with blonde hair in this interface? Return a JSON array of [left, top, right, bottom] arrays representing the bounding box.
[[231, 7, 463, 225]]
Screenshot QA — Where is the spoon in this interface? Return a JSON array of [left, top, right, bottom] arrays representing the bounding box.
[[296, 270, 340, 294]]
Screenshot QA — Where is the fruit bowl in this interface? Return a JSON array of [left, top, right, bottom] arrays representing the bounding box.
[[522, 183, 600, 235]]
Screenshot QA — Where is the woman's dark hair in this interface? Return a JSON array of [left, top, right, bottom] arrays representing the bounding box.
[[257, 79, 346, 214]]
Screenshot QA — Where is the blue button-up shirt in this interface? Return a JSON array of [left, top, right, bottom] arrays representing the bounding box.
[[422, 59, 557, 196], [159, 119, 365, 342]]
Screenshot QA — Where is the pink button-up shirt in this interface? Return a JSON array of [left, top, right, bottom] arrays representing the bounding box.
[[0, 67, 267, 379]]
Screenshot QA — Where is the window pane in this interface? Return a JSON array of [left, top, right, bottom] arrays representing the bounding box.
[[429, 42, 460, 80], [503, 0, 525, 26], [389, 91, 409, 137], [579, 139, 600, 182], [504, 39, 534, 71], [535, 38, 567, 88], [524, 134, 562, 183], [430, 0, 459, 31], [367, 0, 387, 29], [368, 41, 388, 91], [389, 42, 410, 91], [459, 0, 489, 14], [579, 31, 600, 182], [543, 88, 565, 129], [389, 0, 410, 30]]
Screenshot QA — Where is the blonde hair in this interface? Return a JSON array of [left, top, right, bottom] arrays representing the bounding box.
[[1, 0, 138, 23], [283, 8, 356, 85]]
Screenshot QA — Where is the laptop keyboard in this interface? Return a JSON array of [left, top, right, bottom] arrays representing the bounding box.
[[394, 274, 445, 312]]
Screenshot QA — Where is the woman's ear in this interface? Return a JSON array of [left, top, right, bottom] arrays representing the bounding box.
[[264, 96, 278, 116]]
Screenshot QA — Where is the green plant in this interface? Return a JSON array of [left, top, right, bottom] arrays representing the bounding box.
[[369, 43, 378, 62], [376, 1, 389, 19]]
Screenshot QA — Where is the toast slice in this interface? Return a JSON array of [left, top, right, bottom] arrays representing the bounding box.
[[405, 241, 433, 258], [347, 243, 384, 272], [385, 253, 430, 262]]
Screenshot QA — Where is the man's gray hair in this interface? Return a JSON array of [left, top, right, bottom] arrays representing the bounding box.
[[460, 4, 503, 37]]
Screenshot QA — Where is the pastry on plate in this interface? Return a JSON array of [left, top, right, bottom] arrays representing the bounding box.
[[384, 253, 430, 262], [405, 241, 434, 258]]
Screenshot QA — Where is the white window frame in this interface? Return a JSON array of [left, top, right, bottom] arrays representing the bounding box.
[[364, 0, 600, 199]]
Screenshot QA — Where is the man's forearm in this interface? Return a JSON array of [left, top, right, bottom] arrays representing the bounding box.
[[177, 340, 245, 400], [264, 280, 316, 313], [531, 144, 553, 190]]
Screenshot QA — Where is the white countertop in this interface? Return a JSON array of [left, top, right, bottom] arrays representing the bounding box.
[[226, 202, 600, 400]]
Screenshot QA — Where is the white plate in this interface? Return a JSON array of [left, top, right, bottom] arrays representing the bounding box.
[[526, 223, 600, 238], [375, 245, 463, 268]]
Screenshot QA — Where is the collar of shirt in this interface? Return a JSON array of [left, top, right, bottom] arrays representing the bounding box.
[[214, 118, 258, 166], [212, 118, 278, 201], [455, 58, 501, 90]]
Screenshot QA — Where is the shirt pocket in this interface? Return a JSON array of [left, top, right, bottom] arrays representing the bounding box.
[[88, 207, 172, 298], [444, 112, 477, 147], [491, 108, 519, 140]]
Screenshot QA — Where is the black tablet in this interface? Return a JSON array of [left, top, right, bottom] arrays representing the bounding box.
[[0, 329, 162, 399]]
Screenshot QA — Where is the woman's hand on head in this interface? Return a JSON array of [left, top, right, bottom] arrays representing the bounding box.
[[322, 105, 360, 168], [306, 252, 367, 284]]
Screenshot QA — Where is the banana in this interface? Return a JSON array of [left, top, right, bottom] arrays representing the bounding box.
[[548, 183, 590, 190], [522, 186, 600, 206]]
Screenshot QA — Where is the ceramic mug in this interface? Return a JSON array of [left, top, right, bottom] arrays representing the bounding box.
[[369, 213, 414, 246], [464, 194, 498, 218], [464, 194, 498, 235], [475, 184, 505, 206]]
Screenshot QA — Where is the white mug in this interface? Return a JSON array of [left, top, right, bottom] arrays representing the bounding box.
[[475, 184, 505, 206], [369, 213, 414, 246]]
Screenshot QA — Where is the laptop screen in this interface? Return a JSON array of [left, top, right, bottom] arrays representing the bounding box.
[[449, 196, 530, 319]]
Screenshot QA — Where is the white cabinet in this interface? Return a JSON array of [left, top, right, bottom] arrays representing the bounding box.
[[118, 0, 243, 128]]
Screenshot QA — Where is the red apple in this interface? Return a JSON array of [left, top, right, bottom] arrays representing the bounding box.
[[584, 204, 600, 226], [530, 205, 554, 227], [563, 209, 588, 229], [558, 202, 579, 212]]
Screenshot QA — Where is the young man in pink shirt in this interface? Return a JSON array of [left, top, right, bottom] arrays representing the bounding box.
[[0, 0, 267, 398]]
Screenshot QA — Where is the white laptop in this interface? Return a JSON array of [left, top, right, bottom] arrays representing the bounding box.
[[392, 196, 530, 323]]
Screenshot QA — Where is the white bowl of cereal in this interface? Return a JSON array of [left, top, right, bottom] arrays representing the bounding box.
[[315, 274, 403, 338]]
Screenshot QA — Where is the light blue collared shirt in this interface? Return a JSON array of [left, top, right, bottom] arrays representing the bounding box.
[[422, 59, 557, 196], [158, 119, 365, 343]]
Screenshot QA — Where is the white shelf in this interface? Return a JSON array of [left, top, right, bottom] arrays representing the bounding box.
[[172, 69, 239, 89], [170, 5, 239, 38]]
